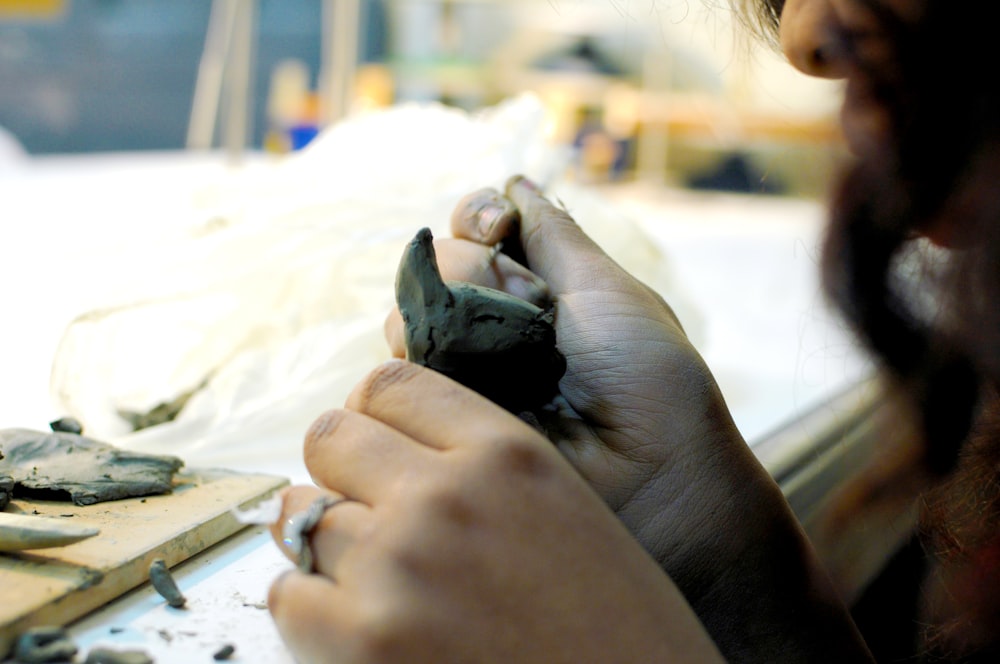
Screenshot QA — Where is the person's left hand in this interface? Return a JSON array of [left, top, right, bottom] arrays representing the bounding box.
[[267, 360, 723, 664]]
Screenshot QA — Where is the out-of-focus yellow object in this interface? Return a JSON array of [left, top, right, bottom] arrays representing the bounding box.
[[0, 0, 64, 19], [355, 64, 394, 113]]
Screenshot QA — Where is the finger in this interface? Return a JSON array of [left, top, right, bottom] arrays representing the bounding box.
[[270, 486, 372, 580], [269, 571, 355, 664], [449, 187, 520, 246], [384, 308, 407, 358], [303, 408, 436, 504], [504, 175, 622, 296], [346, 360, 540, 452], [436, 238, 551, 305]]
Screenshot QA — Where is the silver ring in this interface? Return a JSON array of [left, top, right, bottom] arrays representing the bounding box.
[[282, 495, 349, 573]]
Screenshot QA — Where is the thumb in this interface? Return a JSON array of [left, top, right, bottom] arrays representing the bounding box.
[[504, 175, 621, 296]]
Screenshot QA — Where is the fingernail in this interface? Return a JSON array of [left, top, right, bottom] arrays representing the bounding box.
[[477, 202, 508, 237]]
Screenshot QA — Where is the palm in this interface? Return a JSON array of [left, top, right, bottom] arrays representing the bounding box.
[[538, 272, 738, 517]]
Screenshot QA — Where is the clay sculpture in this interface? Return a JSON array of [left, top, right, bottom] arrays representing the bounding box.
[[395, 227, 565, 412], [0, 428, 183, 506]]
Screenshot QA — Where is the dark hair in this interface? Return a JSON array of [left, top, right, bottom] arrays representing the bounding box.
[[732, 0, 995, 469], [731, 0, 1000, 658], [820, 0, 1000, 471]]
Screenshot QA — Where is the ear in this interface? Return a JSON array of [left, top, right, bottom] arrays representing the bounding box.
[[395, 227, 452, 323]]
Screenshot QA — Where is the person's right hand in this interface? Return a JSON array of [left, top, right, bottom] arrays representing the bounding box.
[[384, 176, 873, 662]]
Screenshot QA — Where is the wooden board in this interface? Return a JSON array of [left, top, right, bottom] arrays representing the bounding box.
[[0, 469, 288, 657]]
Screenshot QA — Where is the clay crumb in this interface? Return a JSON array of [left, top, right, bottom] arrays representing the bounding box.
[[148, 558, 187, 608], [49, 417, 83, 434], [13, 626, 77, 663], [213, 644, 236, 660], [84, 646, 154, 664]]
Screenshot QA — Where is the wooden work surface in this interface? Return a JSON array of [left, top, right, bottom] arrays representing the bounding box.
[[0, 469, 288, 657]]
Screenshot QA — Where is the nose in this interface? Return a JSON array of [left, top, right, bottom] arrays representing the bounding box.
[[779, 0, 852, 79]]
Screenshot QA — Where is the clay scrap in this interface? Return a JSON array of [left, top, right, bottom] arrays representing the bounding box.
[[12, 626, 78, 664], [148, 557, 187, 608], [0, 428, 183, 506], [395, 227, 566, 412], [49, 417, 83, 435], [117, 379, 206, 432], [0, 511, 99, 552], [83, 647, 154, 664], [0, 472, 11, 511]]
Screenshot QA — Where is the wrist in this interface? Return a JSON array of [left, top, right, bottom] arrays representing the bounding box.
[[619, 432, 874, 662]]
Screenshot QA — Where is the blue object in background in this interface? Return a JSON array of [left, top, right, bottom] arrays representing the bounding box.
[[0, 0, 386, 154], [288, 123, 319, 151]]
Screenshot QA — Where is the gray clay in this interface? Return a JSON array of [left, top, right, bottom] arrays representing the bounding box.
[[117, 379, 207, 432], [0, 473, 12, 511], [213, 644, 236, 660], [83, 647, 154, 664], [148, 557, 187, 608], [395, 227, 566, 412], [0, 511, 99, 552], [0, 429, 183, 506], [49, 417, 83, 435], [13, 626, 78, 663]]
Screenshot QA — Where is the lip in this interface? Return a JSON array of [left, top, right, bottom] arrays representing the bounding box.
[[840, 75, 891, 157]]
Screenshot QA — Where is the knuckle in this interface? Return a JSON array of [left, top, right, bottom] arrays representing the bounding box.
[[303, 410, 348, 462], [484, 435, 556, 481], [351, 360, 422, 412], [419, 481, 478, 530]]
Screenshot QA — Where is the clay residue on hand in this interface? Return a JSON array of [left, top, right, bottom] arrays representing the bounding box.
[[0, 428, 183, 506], [395, 227, 566, 412]]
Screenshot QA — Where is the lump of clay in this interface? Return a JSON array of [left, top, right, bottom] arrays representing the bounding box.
[[83, 647, 154, 664], [13, 626, 78, 664], [0, 429, 183, 506], [117, 379, 207, 432], [1, 471, 11, 511], [49, 417, 83, 435], [0, 511, 99, 552], [1, 447, 12, 511], [395, 227, 566, 412], [148, 557, 187, 608]]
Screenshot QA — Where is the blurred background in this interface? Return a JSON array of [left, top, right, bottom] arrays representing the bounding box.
[[0, 0, 847, 196]]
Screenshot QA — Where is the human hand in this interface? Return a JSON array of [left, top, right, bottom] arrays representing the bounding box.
[[268, 361, 724, 664], [386, 176, 756, 570], [383, 177, 873, 662]]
